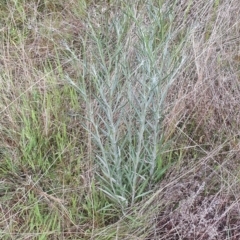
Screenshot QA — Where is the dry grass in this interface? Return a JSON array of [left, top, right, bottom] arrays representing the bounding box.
[[1, 0, 240, 239]]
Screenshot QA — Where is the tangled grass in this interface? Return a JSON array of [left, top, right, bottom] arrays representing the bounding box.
[[1, 0, 240, 239]]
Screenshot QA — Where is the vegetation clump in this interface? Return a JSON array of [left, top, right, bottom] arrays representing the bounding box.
[[1, 0, 240, 239]]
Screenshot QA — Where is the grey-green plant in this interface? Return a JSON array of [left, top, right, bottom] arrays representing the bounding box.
[[66, 1, 188, 211]]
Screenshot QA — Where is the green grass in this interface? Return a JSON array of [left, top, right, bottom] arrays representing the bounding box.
[[1, 0, 240, 239]]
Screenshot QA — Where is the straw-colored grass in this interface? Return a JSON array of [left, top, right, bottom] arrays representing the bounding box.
[[1, 0, 240, 239]]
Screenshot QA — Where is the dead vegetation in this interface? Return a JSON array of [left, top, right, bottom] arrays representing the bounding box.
[[1, 0, 240, 239]]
